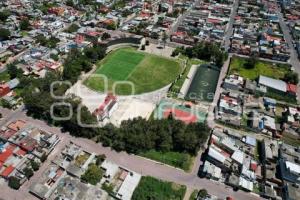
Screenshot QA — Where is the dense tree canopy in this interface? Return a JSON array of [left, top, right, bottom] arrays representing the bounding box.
[[172, 42, 228, 67], [283, 71, 299, 84], [0, 10, 11, 22], [20, 18, 31, 30], [97, 117, 210, 155], [0, 28, 11, 40]]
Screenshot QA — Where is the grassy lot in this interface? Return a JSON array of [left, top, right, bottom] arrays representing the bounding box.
[[132, 176, 186, 200], [139, 150, 194, 171], [228, 56, 290, 80], [85, 48, 182, 95], [282, 132, 300, 147], [0, 71, 10, 82], [170, 56, 205, 95]]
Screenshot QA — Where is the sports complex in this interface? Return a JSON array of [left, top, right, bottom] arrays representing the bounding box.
[[154, 99, 207, 124], [84, 47, 182, 95]]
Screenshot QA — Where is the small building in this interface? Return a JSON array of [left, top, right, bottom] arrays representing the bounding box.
[[0, 83, 10, 97], [258, 75, 287, 95], [201, 161, 222, 180], [93, 94, 118, 121]]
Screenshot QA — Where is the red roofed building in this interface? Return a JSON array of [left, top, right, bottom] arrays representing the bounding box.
[[0, 129, 17, 140], [287, 84, 297, 96], [1, 165, 15, 178], [19, 137, 38, 152], [48, 7, 65, 16], [7, 120, 26, 132], [0, 145, 16, 163], [75, 34, 85, 44], [15, 149, 27, 157], [207, 18, 222, 24], [0, 83, 10, 97], [93, 94, 118, 121]]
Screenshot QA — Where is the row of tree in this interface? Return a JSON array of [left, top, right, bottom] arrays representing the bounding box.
[[172, 42, 228, 67], [98, 117, 210, 155]]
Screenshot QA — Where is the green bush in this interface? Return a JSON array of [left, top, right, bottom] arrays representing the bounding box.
[[8, 176, 21, 190], [24, 167, 34, 179], [30, 160, 40, 171], [81, 164, 103, 185]]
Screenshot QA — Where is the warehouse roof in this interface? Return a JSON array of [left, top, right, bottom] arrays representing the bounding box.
[[258, 75, 286, 92]]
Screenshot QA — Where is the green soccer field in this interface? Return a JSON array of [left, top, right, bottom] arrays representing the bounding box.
[[84, 48, 182, 95]]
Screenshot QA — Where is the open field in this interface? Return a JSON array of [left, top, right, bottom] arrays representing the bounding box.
[[132, 176, 186, 200], [185, 64, 220, 102], [85, 48, 182, 95], [139, 150, 194, 171], [228, 56, 291, 80]]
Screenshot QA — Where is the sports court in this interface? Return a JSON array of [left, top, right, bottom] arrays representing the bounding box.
[[154, 100, 207, 124]]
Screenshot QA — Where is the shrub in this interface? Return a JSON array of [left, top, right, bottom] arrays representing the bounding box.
[[30, 160, 40, 171], [24, 167, 34, 179], [8, 176, 21, 190]]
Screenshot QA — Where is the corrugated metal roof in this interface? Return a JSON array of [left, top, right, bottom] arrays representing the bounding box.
[[208, 146, 226, 163], [259, 75, 287, 92]]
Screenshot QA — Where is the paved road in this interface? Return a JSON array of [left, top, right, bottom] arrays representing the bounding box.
[[278, 13, 300, 73], [277, 10, 300, 101], [0, 106, 260, 200], [224, 0, 239, 51]]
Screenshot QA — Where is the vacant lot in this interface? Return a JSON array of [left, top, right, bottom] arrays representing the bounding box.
[[132, 176, 186, 200], [139, 150, 193, 171], [228, 56, 290, 80], [85, 48, 182, 95]]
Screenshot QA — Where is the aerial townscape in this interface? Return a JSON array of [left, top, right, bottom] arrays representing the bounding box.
[[0, 0, 300, 200]]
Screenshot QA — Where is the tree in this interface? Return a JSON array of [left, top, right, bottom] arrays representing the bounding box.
[[244, 55, 257, 69], [0, 28, 10, 40], [24, 167, 34, 179], [96, 154, 106, 165], [8, 176, 21, 190], [283, 71, 299, 84], [107, 22, 117, 30], [7, 64, 23, 79], [161, 31, 168, 48], [40, 153, 48, 163], [66, 0, 75, 7], [81, 164, 103, 185], [101, 32, 111, 40], [0, 10, 11, 22], [30, 160, 40, 171], [20, 18, 30, 30], [198, 189, 208, 198], [65, 23, 79, 33], [50, 53, 59, 61]]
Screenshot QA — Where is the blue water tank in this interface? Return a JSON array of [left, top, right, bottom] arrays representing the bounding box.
[[259, 120, 264, 130]]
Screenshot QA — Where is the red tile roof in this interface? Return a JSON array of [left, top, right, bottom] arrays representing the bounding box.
[[207, 18, 222, 24], [15, 149, 27, 156], [0, 146, 15, 163], [1, 165, 15, 177], [93, 94, 117, 116], [287, 84, 297, 94], [0, 129, 17, 140]]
